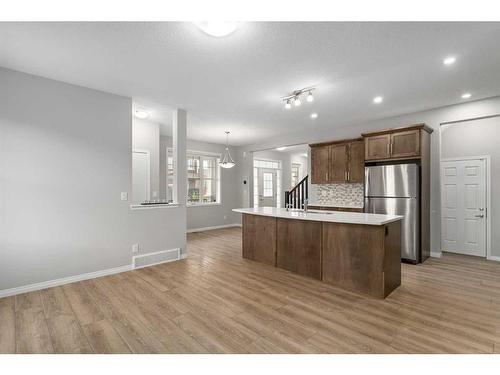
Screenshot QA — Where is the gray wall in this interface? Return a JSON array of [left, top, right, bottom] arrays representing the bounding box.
[[0, 68, 187, 291], [160, 136, 241, 230], [441, 116, 500, 257], [239, 96, 500, 255]]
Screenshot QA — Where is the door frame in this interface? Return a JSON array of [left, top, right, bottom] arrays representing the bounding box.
[[252, 157, 283, 208], [132, 149, 151, 202], [440, 155, 491, 260]]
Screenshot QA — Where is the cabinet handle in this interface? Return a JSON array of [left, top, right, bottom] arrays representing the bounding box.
[[390, 142, 393, 155], [386, 143, 390, 155], [348, 171, 350, 181], [344, 171, 347, 181]]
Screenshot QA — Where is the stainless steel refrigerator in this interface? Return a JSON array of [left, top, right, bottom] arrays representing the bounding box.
[[365, 164, 420, 263]]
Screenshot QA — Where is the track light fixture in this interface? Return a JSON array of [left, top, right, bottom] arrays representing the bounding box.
[[306, 91, 314, 102], [282, 87, 316, 109]]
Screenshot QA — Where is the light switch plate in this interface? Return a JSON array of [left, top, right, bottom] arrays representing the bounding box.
[[132, 243, 139, 253], [121, 192, 128, 201]]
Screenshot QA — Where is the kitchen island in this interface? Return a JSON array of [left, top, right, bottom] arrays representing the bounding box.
[[233, 207, 403, 298]]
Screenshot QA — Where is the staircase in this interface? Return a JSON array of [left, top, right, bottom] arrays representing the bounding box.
[[285, 175, 308, 209]]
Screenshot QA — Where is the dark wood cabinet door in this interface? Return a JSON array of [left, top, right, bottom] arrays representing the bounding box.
[[310, 146, 330, 184], [364, 134, 391, 160], [390, 129, 420, 158], [329, 144, 348, 183], [242, 214, 276, 266], [348, 140, 364, 183], [277, 218, 322, 279]]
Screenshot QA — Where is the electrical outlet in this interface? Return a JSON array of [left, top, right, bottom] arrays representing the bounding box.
[[132, 243, 139, 254], [121, 192, 128, 201]]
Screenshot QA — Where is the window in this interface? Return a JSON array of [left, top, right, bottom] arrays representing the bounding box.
[[262, 172, 274, 197], [168, 149, 221, 205]]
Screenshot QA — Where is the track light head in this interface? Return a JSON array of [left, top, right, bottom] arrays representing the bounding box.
[[294, 96, 301, 107], [306, 91, 314, 102], [285, 99, 291, 109]]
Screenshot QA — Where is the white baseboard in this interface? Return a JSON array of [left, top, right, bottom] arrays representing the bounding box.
[[487, 255, 500, 262], [0, 264, 133, 299], [430, 251, 442, 258], [180, 253, 188, 259], [187, 223, 241, 233]]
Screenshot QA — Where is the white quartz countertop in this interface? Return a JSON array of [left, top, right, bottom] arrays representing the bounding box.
[[233, 207, 403, 226]]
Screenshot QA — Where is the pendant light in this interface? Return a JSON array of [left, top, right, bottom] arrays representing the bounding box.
[[219, 131, 236, 169]]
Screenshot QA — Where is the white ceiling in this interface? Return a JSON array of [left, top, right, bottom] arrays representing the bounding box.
[[2, 22, 500, 146]]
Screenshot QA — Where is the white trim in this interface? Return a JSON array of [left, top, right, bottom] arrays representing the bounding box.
[[187, 202, 222, 207], [132, 248, 180, 269], [430, 251, 442, 258], [440, 155, 491, 259], [132, 148, 151, 202], [187, 223, 242, 233], [487, 255, 500, 262], [187, 149, 222, 158], [130, 203, 180, 210], [0, 264, 133, 299]]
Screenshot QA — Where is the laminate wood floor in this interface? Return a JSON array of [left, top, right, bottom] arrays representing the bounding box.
[[2, 227, 500, 353]]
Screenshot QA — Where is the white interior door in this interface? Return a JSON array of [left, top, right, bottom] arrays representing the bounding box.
[[132, 150, 150, 204], [258, 168, 277, 207], [441, 158, 487, 257]]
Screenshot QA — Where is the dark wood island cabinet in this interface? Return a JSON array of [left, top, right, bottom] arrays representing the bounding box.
[[235, 208, 403, 299]]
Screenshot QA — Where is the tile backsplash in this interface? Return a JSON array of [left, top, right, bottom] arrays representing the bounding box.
[[313, 183, 364, 207]]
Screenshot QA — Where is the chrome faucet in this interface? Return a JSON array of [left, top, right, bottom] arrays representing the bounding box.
[[303, 198, 309, 212]]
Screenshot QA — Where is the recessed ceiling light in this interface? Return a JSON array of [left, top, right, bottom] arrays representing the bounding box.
[[195, 22, 238, 37], [373, 96, 383, 104], [134, 109, 149, 119], [311, 113, 318, 119], [276, 147, 287, 151], [461, 92, 472, 99], [443, 56, 456, 66]]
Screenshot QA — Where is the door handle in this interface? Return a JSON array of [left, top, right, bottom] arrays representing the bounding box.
[[475, 214, 484, 218]]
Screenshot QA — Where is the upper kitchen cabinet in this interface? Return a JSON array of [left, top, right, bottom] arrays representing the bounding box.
[[309, 138, 364, 184], [362, 124, 432, 161], [310, 145, 330, 184]]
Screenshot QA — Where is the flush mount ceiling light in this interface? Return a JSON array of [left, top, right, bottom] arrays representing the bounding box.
[[134, 109, 149, 119], [443, 56, 457, 66], [219, 131, 236, 169], [276, 147, 287, 151], [195, 22, 238, 37], [373, 96, 383, 104], [282, 87, 316, 109], [461, 92, 472, 99], [311, 113, 318, 119]]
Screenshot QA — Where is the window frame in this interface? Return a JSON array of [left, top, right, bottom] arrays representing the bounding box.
[[167, 148, 222, 207]]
